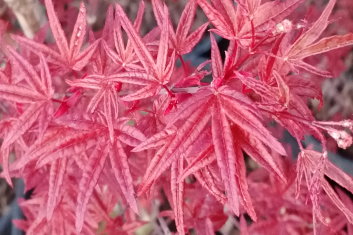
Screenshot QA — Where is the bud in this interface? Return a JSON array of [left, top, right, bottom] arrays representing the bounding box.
[[328, 130, 353, 149], [274, 19, 292, 34], [341, 119, 353, 131]]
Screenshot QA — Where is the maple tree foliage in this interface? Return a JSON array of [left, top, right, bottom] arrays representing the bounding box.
[[1, 0, 353, 234]]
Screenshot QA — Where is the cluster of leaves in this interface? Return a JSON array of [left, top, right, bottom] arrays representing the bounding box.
[[1, 0, 353, 234]]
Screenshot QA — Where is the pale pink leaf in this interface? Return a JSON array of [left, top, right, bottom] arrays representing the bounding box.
[[117, 133, 143, 147], [289, 0, 336, 54], [220, 94, 286, 155], [0, 84, 44, 103], [293, 33, 353, 59], [291, 60, 332, 77], [102, 5, 114, 42], [197, 0, 234, 39], [13, 35, 65, 65], [181, 22, 209, 55], [219, 0, 237, 33], [47, 157, 68, 220], [234, 144, 256, 221], [321, 179, 353, 224], [163, 50, 176, 84], [107, 72, 156, 85], [218, 85, 260, 115], [103, 39, 123, 65], [171, 158, 185, 235], [210, 34, 223, 80], [2, 102, 45, 149], [66, 78, 101, 90], [76, 140, 109, 232], [44, 0, 69, 58], [167, 88, 212, 126], [72, 39, 100, 71], [239, 131, 286, 181], [39, 53, 53, 97], [104, 91, 114, 143], [121, 85, 159, 101], [110, 140, 138, 213], [115, 5, 156, 74], [194, 169, 227, 204], [239, 0, 305, 35], [69, 2, 87, 59], [132, 127, 176, 152], [179, 145, 216, 181], [116, 120, 147, 142], [87, 88, 105, 113], [36, 147, 74, 168], [139, 101, 212, 194], [273, 71, 290, 107], [176, 0, 197, 44], [156, 5, 169, 79], [151, 0, 176, 44], [325, 160, 353, 197], [7, 46, 46, 95], [14, 128, 100, 170], [211, 100, 240, 216]]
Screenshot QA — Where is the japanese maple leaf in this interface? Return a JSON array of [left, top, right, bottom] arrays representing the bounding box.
[[332, 188, 353, 233], [13, 0, 99, 71], [112, 4, 176, 101], [170, 157, 185, 234], [103, 1, 145, 73], [236, 71, 307, 119], [66, 32, 125, 134], [160, 153, 226, 235], [134, 84, 285, 220], [184, 186, 227, 234], [0, 48, 54, 186], [66, 75, 121, 143], [152, 0, 209, 56], [13, 171, 143, 235], [296, 150, 353, 226], [235, 68, 327, 146], [281, 0, 353, 77], [236, 0, 305, 37], [132, 32, 287, 224], [258, 33, 323, 113], [197, 0, 304, 41], [8, 117, 145, 233]]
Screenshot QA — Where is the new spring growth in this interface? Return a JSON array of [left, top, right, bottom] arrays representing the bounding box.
[[313, 120, 353, 149], [274, 19, 293, 34]]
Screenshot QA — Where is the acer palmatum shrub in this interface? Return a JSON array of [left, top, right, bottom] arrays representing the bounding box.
[[1, 0, 353, 234]]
